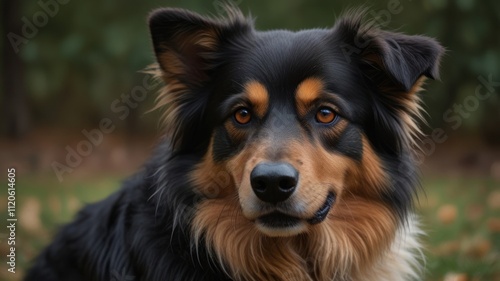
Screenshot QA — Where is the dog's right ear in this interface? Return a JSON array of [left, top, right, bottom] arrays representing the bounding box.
[[149, 8, 251, 87], [148, 8, 252, 152]]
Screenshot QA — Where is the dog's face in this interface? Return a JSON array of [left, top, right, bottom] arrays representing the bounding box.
[[217, 78, 353, 237], [149, 7, 442, 274], [212, 69, 380, 237]]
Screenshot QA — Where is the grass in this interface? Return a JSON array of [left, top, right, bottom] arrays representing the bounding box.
[[1, 175, 499, 280], [418, 177, 500, 280], [0, 176, 122, 280]]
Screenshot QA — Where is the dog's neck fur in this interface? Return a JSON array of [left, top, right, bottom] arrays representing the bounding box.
[[191, 195, 421, 281]]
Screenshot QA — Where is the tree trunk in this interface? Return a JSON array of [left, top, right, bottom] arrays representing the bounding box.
[[2, 0, 30, 138]]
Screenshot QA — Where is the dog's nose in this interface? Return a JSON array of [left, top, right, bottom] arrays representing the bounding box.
[[250, 162, 298, 204]]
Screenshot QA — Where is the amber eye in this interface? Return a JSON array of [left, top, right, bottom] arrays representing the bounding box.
[[315, 107, 336, 124], [234, 108, 252, 124]]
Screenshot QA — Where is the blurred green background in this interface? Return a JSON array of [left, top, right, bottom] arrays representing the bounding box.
[[1, 0, 499, 280]]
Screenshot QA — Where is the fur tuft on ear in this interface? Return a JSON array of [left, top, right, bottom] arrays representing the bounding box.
[[148, 7, 252, 153], [333, 10, 444, 154]]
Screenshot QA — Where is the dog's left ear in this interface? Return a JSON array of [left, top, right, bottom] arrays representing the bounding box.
[[362, 31, 444, 92], [333, 13, 444, 152], [334, 16, 444, 92]]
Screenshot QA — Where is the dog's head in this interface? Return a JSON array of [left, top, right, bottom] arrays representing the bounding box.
[[149, 7, 443, 279]]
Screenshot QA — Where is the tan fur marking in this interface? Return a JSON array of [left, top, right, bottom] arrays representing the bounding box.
[[244, 81, 269, 118], [158, 51, 185, 76], [345, 136, 389, 195], [321, 119, 348, 143], [401, 76, 427, 150], [362, 215, 423, 281], [224, 122, 247, 144], [143, 65, 189, 146], [157, 28, 218, 78], [191, 28, 219, 49], [285, 139, 349, 212], [376, 75, 428, 152], [308, 198, 397, 280], [190, 137, 235, 198], [296, 78, 324, 116]]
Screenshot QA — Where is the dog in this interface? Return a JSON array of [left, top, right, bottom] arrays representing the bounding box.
[[25, 6, 443, 281]]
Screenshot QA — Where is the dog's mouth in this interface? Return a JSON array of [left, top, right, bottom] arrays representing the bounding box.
[[258, 212, 301, 228], [307, 192, 336, 224], [255, 192, 336, 236]]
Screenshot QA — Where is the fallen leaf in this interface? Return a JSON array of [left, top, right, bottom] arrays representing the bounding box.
[[487, 191, 500, 210], [433, 240, 461, 256], [67, 196, 82, 213], [444, 272, 468, 281], [490, 161, 500, 181], [438, 204, 458, 224], [464, 238, 491, 258], [465, 204, 483, 221], [19, 197, 42, 233], [487, 218, 500, 233], [48, 195, 62, 217]]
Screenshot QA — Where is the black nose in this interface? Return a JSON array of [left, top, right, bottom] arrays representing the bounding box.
[[250, 162, 299, 204]]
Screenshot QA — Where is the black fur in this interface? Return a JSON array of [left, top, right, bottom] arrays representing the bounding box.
[[25, 7, 443, 281], [322, 123, 364, 161]]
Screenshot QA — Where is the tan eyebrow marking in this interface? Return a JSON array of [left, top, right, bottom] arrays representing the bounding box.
[[244, 81, 269, 118], [296, 78, 324, 116]]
